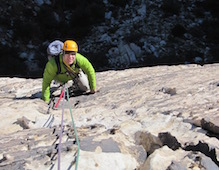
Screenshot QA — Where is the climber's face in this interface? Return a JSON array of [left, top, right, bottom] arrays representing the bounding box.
[[63, 51, 76, 65]]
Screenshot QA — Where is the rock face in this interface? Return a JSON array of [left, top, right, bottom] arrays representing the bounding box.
[[0, 64, 219, 169], [0, 0, 218, 77]]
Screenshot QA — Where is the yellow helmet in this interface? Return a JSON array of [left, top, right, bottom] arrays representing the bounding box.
[[63, 40, 78, 52]]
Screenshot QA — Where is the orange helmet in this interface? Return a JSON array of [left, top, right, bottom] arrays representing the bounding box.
[[63, 40, 78, 52]]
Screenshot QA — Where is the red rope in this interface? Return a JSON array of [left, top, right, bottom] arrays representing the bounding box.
[[54, 88, 65, 108]]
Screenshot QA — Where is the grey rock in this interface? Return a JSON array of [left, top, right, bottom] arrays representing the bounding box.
[[0, 64, 219, 169]]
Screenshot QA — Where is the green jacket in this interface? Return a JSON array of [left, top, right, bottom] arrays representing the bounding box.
[[42, 53, 96, 102]]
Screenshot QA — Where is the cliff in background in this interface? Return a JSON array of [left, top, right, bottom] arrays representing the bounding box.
[[0, 0, 218, 77]]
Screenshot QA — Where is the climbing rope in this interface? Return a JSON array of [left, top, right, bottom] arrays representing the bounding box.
[[55, 87, 65, 108], [56, 84, 80, 170], [58, 85, 65, 170], [66, 87, 80, 170]]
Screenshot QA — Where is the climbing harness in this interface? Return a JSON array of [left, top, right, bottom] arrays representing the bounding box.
[[55, 84, 80, 170]]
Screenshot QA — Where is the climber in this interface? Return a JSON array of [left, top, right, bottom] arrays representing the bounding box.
[[42, 40, 96, 103]]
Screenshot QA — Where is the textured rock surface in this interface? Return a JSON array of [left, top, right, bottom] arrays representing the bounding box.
[[0, 64, 219, 169], [0, 0, 218, 77]]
